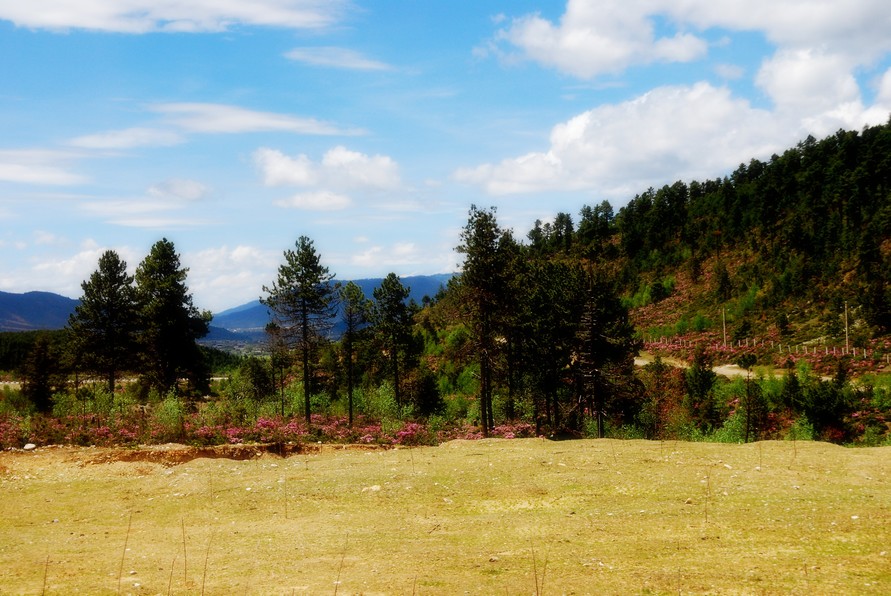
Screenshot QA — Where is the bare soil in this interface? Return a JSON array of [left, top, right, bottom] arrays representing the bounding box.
[[1, 439, 889, 594]]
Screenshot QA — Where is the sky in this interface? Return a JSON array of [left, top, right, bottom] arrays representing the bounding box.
[[1, 0, 890, 313]]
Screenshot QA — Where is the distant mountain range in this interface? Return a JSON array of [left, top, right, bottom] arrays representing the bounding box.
[[0, 274, 454, 339], [203, 274, 453, 343], [0, 291, 80, 332]]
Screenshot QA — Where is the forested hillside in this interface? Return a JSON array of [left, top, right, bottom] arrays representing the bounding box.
[[528, 120, 891, 346]]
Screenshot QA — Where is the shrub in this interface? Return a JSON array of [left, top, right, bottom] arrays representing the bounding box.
[[149, 393, 185, 442]]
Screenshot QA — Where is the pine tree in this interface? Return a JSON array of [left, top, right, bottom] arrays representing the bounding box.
[[372, 273, 414, 409], [134, 239, 210, 394], [262, 236, 338, 425], [67, 250, 138, 394], [456, 206, 513, 435], [19, 335, 66, 414], [340, 281, 370, 426]]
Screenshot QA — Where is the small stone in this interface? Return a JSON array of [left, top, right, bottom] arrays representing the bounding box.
[[489, 556, 499, 562], [23, 443, 36, 451], [685, 498, 694, 505]]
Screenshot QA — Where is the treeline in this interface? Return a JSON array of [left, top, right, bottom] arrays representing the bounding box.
[[8, 239, 216, 413]]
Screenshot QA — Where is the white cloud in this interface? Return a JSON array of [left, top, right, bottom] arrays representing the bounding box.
[[492, 0, 708, 78], [80, 187, 215, 230], [20, 241, 141, 298], [496, 1, 891, 80], [756, 48, 860, 114], [275, 190, 352, 211], [185, 245, 280, 312], [878, 68, 891, 103], [455, 83, 783, 197], [670, 0, 891, 62], [151, 103, 358, 136], [321, 146, 401, 190], [254, 146, 402, 199], [285, 47, 393, 71], [68, 127, 184, 149], [351, 242, 423, 269], [0, 0, 349, 33], [253, 148, 318, 186], [0, 149, 87, 185], [464, 0, 891, 198], [148, 178, 210, 201]]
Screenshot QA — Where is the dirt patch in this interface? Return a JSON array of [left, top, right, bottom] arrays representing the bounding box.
[[16, 441, 393, 467]]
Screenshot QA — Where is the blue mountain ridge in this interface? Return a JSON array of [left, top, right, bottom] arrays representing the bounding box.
[[1, 274, 454, 336], [210, 274, 454, 332]]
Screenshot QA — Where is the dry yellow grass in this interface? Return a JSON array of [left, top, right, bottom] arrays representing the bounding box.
[[1, 439, 889, 595]]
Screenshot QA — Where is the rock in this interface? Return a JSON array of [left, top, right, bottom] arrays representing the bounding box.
[[23, 443, 36, 451], [685, 498, 694, 505]]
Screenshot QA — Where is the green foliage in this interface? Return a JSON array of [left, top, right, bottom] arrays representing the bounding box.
[[67, 250, 139, 393], [706, 411, 748, 443], [372, 273, 416, 407], [135, 238, 210, 394], [623, 276, 676, 309], [19, 336, 67, 413], [0, 330, 69, 374], [149, 393, 186, 442], [785, 418, 815, 441], [359, 382, 401, 421], [262, 235, 338, 425]]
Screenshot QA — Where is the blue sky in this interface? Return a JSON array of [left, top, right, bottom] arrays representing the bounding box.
[[1, 0, 890, 313]]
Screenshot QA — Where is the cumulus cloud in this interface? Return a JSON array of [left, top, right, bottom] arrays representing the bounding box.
[[285, 47, 393, 71], [184, 245, 280, 312], [20, 241, 141, 298], [0, 0, 349, 33], [254, 145, 401, 210], [756, 48, 861, 114], [0, 149, 87, 185], [455, 83, 783, 197], [68, 127, 184, 149], [254, 145, 402, 190], [494, 0, 891, 79], [463, 0, 891, 198], [490, 0, 708, 78], [151, 103, 359, 136]]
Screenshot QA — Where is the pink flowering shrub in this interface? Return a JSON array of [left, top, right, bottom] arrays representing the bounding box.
[[0, 414, 26, 449]]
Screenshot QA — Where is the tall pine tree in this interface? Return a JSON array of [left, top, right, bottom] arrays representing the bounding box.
[[67, 250, 138, 394], [135, 239, 210, 394], [262, 236, 338, 425]]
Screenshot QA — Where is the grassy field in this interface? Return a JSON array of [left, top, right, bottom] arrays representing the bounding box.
[[1, 439, 889, 595]]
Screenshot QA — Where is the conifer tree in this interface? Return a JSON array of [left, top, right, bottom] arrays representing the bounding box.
[[340, 281, 370, 426], [372, 273, 414, 409], [262, 236, 338, 425], [456, 205, 513, 435], [134, 239, 210, 394], [67, 250, 138, 394]]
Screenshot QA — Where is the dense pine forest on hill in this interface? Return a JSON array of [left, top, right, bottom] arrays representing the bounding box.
[[2, 121, 890, 448]]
